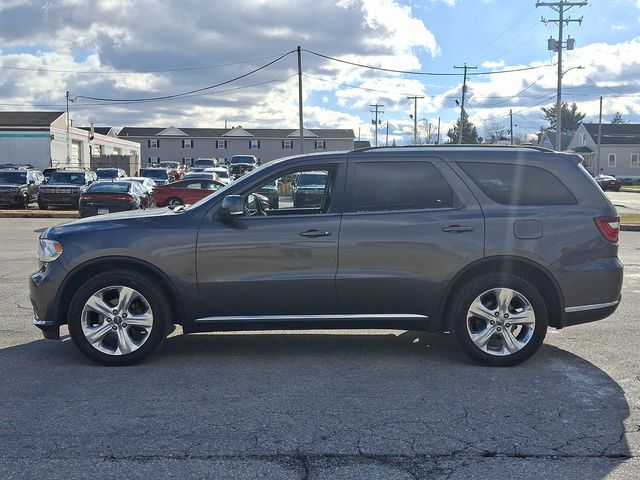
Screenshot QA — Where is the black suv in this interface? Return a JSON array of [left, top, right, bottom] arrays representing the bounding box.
[[38, 170, 97, 210], [30, 146, 623, 367], [228, 155, 259, 179], [0, 168, 44, 208]]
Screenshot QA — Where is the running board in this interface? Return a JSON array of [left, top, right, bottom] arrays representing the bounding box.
[[195, 313, 429, 323]]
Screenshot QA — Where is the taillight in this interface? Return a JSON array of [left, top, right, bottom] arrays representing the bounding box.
[[594, 216, 620, 243], [82, 194, 134, 202]]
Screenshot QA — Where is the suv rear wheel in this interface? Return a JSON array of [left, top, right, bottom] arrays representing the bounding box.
[[451, 273, 548, 367], [67, 270, 172, 366]]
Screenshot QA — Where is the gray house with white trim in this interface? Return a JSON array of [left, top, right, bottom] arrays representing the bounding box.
[[567, 123, 640, 182], [117, 126, 355, 166]]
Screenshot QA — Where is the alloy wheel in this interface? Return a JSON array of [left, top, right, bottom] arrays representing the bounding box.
[[465, 287, 536, 356], [81, 285, 153, 355]]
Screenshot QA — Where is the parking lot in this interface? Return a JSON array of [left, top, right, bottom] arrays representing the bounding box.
[[0, 217, 638, 479]]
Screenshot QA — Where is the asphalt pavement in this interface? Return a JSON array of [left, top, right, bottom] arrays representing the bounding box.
[[0, 218, 638, 479], [606, 191, 640, 214]]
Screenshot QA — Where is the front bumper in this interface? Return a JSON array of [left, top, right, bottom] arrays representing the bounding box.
[[0, 192, 23, 206], [29, 261, 67, 340], [39, 192, 80, 207]]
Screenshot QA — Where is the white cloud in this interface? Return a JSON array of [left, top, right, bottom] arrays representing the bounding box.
[[481, 59, 506, 69], [611, 24, 628, 30]]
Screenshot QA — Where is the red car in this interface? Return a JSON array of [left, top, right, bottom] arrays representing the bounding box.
[[595, 175, 622, 192], [152, 179, 224, 207]]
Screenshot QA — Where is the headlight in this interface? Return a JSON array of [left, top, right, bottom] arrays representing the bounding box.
[[38, 238, 63, 262]]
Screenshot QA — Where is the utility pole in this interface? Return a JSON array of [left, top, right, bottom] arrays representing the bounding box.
[[537, 1, 586, 151], [596, 95, 603, 175], [436, 117, 441, 145], [65, 91, 71, 164], [454, 64, 477, 144], [370, 103, 384, 147], [385, 121, 389, 147], [510, 109, 514, 145], [297, 46, 304, 154], [407, 95, 424, 144]]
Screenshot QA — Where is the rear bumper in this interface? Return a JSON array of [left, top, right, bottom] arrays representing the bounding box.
[[563, 298, 621, 328], [0, 192, 23, 205], [78, 204, 136, 217]]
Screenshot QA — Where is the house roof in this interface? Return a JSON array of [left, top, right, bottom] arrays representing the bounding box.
[[539, 131, 573, 151], [78, 126, 112, 136], [0, 111, 64, 127], [582, 123, 640, 145], [118, 127, 355, 139]]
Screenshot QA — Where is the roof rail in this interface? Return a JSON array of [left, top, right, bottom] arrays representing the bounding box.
[[350, 144, 555, 153]]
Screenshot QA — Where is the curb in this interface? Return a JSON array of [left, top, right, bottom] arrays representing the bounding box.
[[620, 188, 640, 194], [0, 210, 78, 219], [621, 224, 640, 231]]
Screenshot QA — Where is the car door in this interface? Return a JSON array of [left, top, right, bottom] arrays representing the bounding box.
[[336, 156, 485, 318], [195, 160, 346, 318]]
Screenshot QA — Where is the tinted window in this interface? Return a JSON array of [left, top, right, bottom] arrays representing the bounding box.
[[0, 171, 27, 184], [458, 162, 576, 205], [353, 162, 455, 212], [230, 156, 256, 165], [140, 168, 168, 179], [87, 182, 131, 193], [48, 172, 86, 184], [97, 169, 119, 179]]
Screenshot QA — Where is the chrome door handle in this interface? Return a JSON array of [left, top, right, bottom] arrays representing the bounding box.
[[442, 225, 474, 233], [299, 229, 332, 238]]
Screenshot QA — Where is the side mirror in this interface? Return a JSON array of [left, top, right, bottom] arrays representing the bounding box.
[[218, 195, 244, 220]]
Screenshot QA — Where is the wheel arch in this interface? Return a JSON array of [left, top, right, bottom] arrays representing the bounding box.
[[438, 256, 565, 330], [55, 256, 185, 327]]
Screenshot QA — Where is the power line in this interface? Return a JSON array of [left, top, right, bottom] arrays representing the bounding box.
[[0, 52, 292, 75], [302, 49, 550, 76], [72, 50, 295, 103]]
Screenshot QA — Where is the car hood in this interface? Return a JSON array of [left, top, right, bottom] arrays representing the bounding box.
[[0, 184, 24, 188]]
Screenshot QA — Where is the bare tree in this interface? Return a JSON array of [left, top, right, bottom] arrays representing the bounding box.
[[483, 117, 508, 144]]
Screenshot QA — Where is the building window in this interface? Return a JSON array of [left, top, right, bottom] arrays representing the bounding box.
[[182, 139, 193, 148], [249, 140, 260, 149], [632, 154, 640, 168], [183, 157, 193, 165], [608, 154, 616, 168], [217, 140, 227, 149], [148, 139, 159, 148], [148, 156, 160, 164], [581, 134, 586, 146], [282, 140, 293, 150], [315, 140, 326, 150]]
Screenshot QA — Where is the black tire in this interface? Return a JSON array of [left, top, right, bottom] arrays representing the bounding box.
[[450, 273, 548, 367], [38, 198, 47, 210], [67, 270, 172, 366], [22, 194, 30, 210]]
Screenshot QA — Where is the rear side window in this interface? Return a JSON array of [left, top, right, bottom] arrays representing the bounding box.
[[458, 162, 576, 205], [353, 161, 455, 212]]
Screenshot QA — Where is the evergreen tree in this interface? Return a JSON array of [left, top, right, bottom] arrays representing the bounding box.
[[447, 110, 480, 144], [540, 102, 585, 132]]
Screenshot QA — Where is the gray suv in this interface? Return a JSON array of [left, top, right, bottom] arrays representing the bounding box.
[[29, 146, 623, 366]]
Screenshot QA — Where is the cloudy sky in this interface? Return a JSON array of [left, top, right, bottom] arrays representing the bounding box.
[[1, 0, 639, 144]]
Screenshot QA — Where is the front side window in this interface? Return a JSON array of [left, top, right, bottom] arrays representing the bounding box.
[[458, 162, 576, 205], [353, 161, 455, 212], [243, 168, 333, 215]]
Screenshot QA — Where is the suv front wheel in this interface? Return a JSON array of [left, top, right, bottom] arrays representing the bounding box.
[[451, 273, 548, 367], [67, 270, 172, 366]]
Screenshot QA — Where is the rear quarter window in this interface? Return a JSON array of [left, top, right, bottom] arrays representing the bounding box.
[[458, 162, 576, 205]]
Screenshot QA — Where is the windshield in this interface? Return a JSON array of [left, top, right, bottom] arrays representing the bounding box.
[[87, 182, 131, 193], [48, 172, 86, 185], [140, 168, 168, 179], [0, 171, 27, 184], [160, 162, 179, 168], [194, 159, 215, 167], [297, 173, 327, 186], [230, 156, 256, 165], [216, 170, 229, 179], [97, 169, 119, 179]]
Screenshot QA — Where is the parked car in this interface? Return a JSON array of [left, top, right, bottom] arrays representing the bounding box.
[[595, 175, 622, 192], [96, 168, 126, 180], [124, 177, 157, 195], [158, 161, 185, 180], [191, 158, 219, 171], [38, 170, 97, 210], [228, 155, 258, 179], [139, 167, 173, 186], [207, 167, 231, 185], [292, 171, 327, 207], [30, 146, 622, 367], [183, 171, 220, 181], [0, 168, 44, 208], [152, 178, 225, 207], [78, 180, 152, 218]]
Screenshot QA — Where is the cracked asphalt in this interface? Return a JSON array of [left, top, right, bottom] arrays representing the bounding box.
[[0, 218, 638, 479]]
